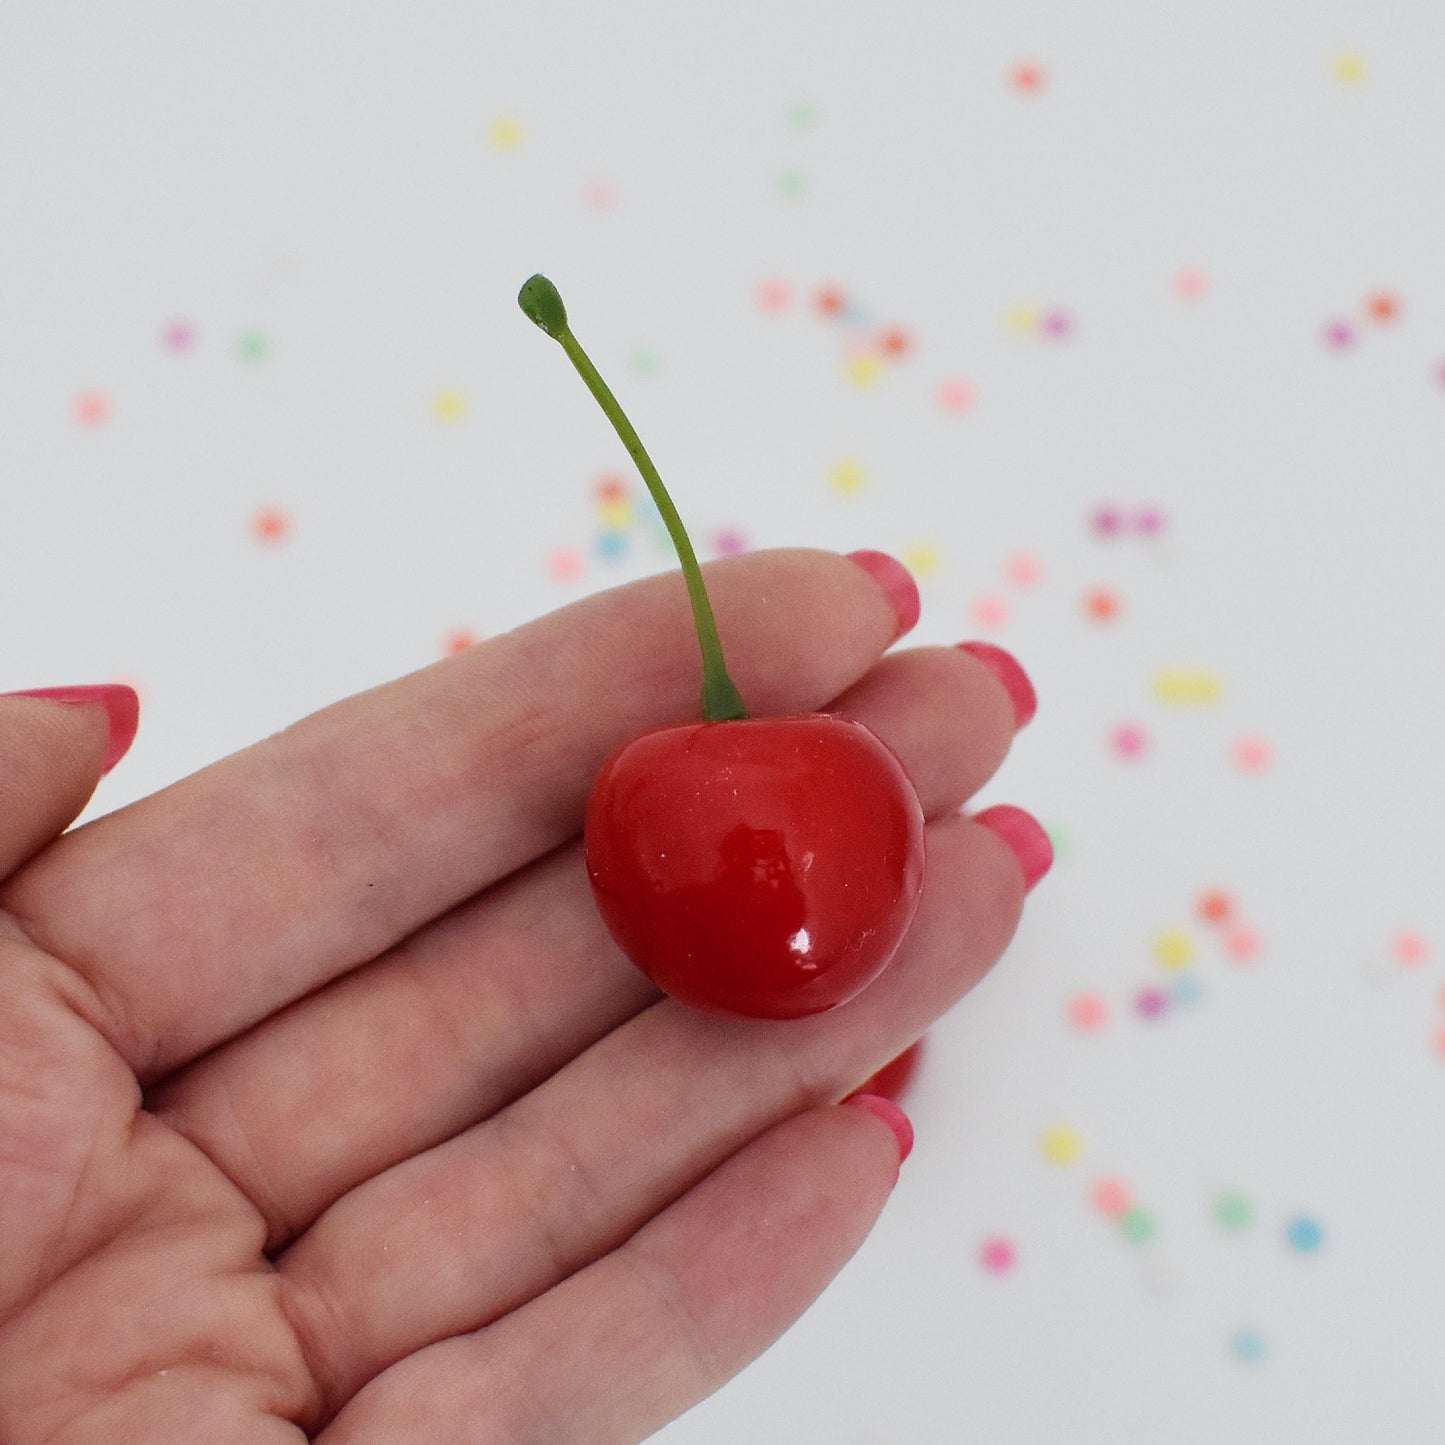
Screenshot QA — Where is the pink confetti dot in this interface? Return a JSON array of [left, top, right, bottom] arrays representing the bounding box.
[[1005, 550, 1043, 587], [73, 389, 112, 427], [1233, 735, 1274, 772], [1135, 985, 1169, 1019], [1110, 722, 1150, 760], [1323, 319, 1356, 350], [441, 628, 482, 655], [251, 506, 291, 545], [1091, 1177, 1134, 1217], [1091, 505, 1125, 538], [712, 527, 749, 556], [1223, 923, 1262, 963], [980, 1236, 1017, 1273], [583, 180, 617, 211], [1067, 992, 1109, 1032], [970, 592, 1010, 629], [1174, 267, 1210, 300], [546, 546, 584, 583], [1134, 506, 1166, 536], [162, 320, 195, 351], [1391, 930, 1429, 967], [755, 278, 791, 314], [938, 377, 977, 413], [1040, 308, 1074, 339], [1435, 1026, 1445, 1059]]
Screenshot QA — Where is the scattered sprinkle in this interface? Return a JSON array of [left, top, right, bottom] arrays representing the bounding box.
[[1174, 267, 1210, 300], [1091, 1177, 1133, 1217], [1067, 992, 1109, 1032], [237, 331, 270, 363], [73, 389, 112, 428], [1005, 550, 1043, 588], [970, 592, 1010, 629], [1391, 930, 1428, 967], [1232, 1328, 1268, 1363], [251, 507, 291, 545], [828, 459, 867, 497], [1331, 52, 1366, 85], [1233, 735, 1275, 773], [1083, 586, 1122, 622], [1110, 721, 1150, 760], [1197, 889, 1236, 926], [1120, 1207, 1156, 1244], [1135, 985, 1170, 1019], [546, 546, 584, 583], [433, 389, 468, 423], [582, 180, 617, 211], [1285, 1215, 1324, 1253], [777, 167, 810, 200], [1041, 1125, 1083, 1165], [979, 1236, 1018, 1273], [1215, 1191, 1255, 1231], [1364, 290, 1400, 323], [937, 377, 977, 413], [161, 320, 196, 351], [1322, 319, 1356, 350], [1153, 669, 1223, 705], [1010, 61, 1046, 94], [902, 543, 941, 579], [441, 628, 481, 655], [1153, 929, 1196, 970], [755, 278, 791, 314], [486, 115, 524, 151], [1223, 922, 1263, 963]]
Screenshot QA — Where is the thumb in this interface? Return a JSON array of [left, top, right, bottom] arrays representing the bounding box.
[[0, 684, 140, 879]]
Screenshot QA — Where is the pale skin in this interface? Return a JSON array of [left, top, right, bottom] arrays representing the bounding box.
[[0, 549, 1027, 1442]]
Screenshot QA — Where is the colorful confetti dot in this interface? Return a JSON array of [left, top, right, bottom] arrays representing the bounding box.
[[251, 506, 291, 545], [877, 326, 912, 359], [1391, 930, 1429, 967], [595, 528, 628, 561], [582, 179, 617, 211], [815, 286, 847, 318], [786, 97, 819, 129], [546, 546, 584, 583], [1232, 1328, 1268, 1364], [237, 331, 270, 363], [594, 473, 628, 505], [1005, 303, 1041, 336], [1285, 1215, 1324, 1253], [1041, 1125, 1083, 1165], [1010, 61, 1046, 94], [1134, 505, 1167, 536], [979, 1236, 1018, 1273], [1090, 505, 1125, 538], [937, 377, 977, 413], [1331, 52, 1366, 85], [1322, 319, 1356, 350], [777, 167, 810, 200], [1091, 1177, 1133, 1218], [1110, 722, 1150, 760], [1196, 888, 1236, 926], [970, 592, 1010, 629], [161, 319, 196, 351], [1082, 586, 1122, 622], [433, 389, 467, 423], [902, 543, 941, 579], [1153, 929, 1195, 970], [1067, 991, 1109, 1032], [1039, 308, 1075, 340], [1135, 985, 1169, 1019], [1364, 290, 1400, 323], [1233, 735, 1274, 773], [711, 527, 748, 557], [1171, 975, 1203, 1006], [1174, 267, 1210, 300], [1120, 1207, 1156, 1244], [1215, 1192, 1255, 1230], [1005, 550, 1043, 588], [1223, 922, 1263, 963], [441, 628, 481, 655], [1434, 1025, 1445, 1058], [844, 351, 885, 388], [1153, 668, 1223, 705], [73, 389, 112, 428], [755, 278, 791, 314], [629, 348, 663, 379], [486, 115, 524, 151], [828, 459, 868, 497]]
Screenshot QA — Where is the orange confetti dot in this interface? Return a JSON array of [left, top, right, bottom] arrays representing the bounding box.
[[593, 473, 628, 505], [1010, 61, 1046, 93], [815, 285, 847, 317], [878, 326, 913, 358], [1364, 290, 1401, 323], [441, 628, 482, 656], [1082, 586, 1121, 622], [1196, 888, 1236, 926], [1067, 992, 1109, 1032], [251, 507, 291, 544]]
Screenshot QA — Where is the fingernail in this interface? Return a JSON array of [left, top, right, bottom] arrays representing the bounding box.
[[957, 641, 1037, 729], [845, 550, 920, 642], [973, 804, 1053, 892], [2, 684, 141, 774], [843, 1092, 915, 1169]]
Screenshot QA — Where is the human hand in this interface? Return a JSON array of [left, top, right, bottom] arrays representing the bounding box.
[[0, 548, 1045, 1442]]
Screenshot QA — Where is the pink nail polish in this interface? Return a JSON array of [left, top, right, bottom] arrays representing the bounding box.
[[845, 550, 920, 642], [957, 641, 1037, 729], [973, 804, 1053, 892], [3, 684, 141, 774], [843, 1092, 915, 1166]]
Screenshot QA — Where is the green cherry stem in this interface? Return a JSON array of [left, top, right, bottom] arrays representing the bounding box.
[[518, 273, 747, 723]]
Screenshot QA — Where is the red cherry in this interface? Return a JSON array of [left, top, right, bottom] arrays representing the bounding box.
[[857, 1037, 927, 1102], [585, 714, 925, 1018]]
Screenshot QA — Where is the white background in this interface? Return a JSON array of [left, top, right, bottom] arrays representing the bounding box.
[[3, 3, 1443, 1440]]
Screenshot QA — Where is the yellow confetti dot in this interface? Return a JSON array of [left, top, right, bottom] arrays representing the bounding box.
[[1005, 303, 1041, 336], [1152, 668, 1223, 705], [1154, 928, 1195, 971], [487, 115, 525, 151], [828, 459, 868, 497], [1041, 1125, 1083, 1165], [902, 543, 941, 578], [433, 389, 468, 423], [1331, 52, 1366, 84], [598, 497, 632, 528], [843, 351, 885, 389]]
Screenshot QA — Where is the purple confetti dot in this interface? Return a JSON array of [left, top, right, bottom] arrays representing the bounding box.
[[1091, 505, 1124, 538], [1134, 506, 1166, 536], [1323, 320, 1355, 350], [1040, 308, 1074, 339], [1135, 986, 1170, 1019]]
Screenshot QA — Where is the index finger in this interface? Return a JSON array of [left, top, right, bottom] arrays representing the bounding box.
[[0, 549, 914, 1080]]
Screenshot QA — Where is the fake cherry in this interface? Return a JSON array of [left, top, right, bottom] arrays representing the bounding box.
[[519, 274, 925, 1018]]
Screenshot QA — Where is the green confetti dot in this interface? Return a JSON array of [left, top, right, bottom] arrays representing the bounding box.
[[777, 166, 810, 200], [237, 331, 270, 362], [1215, 1192, 1254, 1231], [628, 348, 662, 379], [786, 98, 819, 129], [1045, 823, 1070, 859], [1120, 1207, 1156, 1244]]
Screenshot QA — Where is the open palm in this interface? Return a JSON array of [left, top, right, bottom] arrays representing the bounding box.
[[0, 550, 1032, 1443]]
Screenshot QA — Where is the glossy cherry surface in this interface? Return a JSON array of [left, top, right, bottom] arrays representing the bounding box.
[[585, 713, 925, 1018]]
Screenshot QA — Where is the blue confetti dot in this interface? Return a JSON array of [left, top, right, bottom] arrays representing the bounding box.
[[1171, 975, 1204, 1006], [1232, 1328, 1267, 1364], [1285, 1215, 1324, 1253]]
